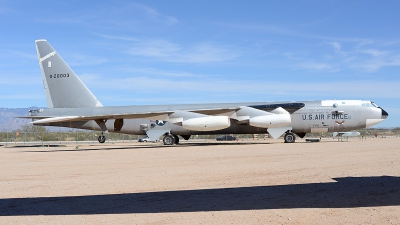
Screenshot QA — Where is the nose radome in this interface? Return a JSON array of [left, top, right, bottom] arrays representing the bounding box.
[[380, 108, 389, 119]]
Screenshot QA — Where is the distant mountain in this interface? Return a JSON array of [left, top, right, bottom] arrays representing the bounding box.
[[0, 107, 40, 131]]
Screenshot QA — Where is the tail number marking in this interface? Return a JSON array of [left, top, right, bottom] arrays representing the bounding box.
[[49, 73, 70, 78]]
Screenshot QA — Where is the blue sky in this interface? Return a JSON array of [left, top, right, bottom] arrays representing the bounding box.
[[0, 0, 399, 128]]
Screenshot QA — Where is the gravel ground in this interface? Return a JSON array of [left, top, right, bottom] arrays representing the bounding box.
[[0, 137, 399, 224]]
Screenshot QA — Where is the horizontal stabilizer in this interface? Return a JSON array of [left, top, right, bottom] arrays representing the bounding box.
[[31, 116, 81, 125]]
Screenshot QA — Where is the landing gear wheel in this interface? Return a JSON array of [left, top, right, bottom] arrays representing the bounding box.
[[173, 135, 179, 144], [284, 133, 296, 143], [163, 135, 175, 145], [98, 135, 106, 143]]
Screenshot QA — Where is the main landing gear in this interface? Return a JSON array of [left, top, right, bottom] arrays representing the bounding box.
[[284, 132, 296, 143], [163, 134, 180, 145], [98, 132, 106, 143]]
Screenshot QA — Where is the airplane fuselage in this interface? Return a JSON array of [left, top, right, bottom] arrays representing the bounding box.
[[29, 99, 387, 140]]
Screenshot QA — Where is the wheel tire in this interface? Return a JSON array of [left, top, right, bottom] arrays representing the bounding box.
[[173, 135, 179, 144], [98, 135, 106, 143], [284, 133, 296, 143], [163, 135, 175, 145]]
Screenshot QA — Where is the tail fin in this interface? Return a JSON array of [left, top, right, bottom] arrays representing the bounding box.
[[35, 39, 102, 108]]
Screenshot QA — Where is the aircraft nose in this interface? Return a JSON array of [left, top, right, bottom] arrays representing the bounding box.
[[380, 108, 389, 119]]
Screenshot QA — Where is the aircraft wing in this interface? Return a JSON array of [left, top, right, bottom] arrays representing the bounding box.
[[26, 112, 174, 125], [24, 107, 236, 125], [26, 102, 302, 127], [26, 102, 304, 124], [24, 102, 304, 139], [191, 102, 305, 115], [248, 102, 305, 114]]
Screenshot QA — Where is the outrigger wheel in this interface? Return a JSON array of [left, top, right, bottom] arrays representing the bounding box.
[[163, 134, 175, 145], [98, 133, 106, 143], [284, 132, 296, 143]]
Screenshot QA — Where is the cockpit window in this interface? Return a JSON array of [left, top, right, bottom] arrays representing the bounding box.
[[371, 102, 378, 107], [362, 103, 370, 107]]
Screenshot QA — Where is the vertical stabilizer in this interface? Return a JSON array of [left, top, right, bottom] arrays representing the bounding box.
[[35, 40, 103, 108]]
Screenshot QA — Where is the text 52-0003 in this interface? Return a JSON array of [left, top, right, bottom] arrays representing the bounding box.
[[50, 73, 69, 78]]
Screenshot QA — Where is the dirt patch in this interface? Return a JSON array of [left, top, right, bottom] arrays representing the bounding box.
[[0, 138, 399, 224]]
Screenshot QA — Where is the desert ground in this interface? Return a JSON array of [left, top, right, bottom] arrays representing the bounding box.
[[0, 137, 399, 224]]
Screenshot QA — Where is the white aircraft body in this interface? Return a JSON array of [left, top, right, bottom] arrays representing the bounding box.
[[22, 40, 389, 145]]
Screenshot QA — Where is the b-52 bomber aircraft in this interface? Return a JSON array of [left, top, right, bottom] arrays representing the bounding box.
[[23, 40, 389, 145]]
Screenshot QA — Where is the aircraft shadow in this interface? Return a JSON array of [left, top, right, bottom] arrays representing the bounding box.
[[22, 146, 138, 153], [21, 142, 273, 152], [9, 144, 67, 148], [1, 176, 399, 216]]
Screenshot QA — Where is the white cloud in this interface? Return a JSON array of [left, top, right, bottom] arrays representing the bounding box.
[[0, 1, 14, 15], [282, 52, 302, 60], [127, 40, 180, 58], [120, 67, 200, 77], [329, 42, 341, 53], [132, 3, 178, 26], [295, 61, 339, 72], [217, 23, 400, 73], [11, 51, 37, 60], [126, 40, 239, 63], [358, 49, 388, 57], [288, 40, 400, 73], [300, 16, 335, 27], [79, 73, 103, 84], [185, 43, 239, 63], [67, 54, 108, 67], [355, 39, 375, 48], [0, 75, 41, 85], [85, 73, 400, 101], [35, 2, 178, 30], [92, 33, 138, 42], [351, 55, 400, 72], [0, 94, 43, 100], [218, 22, 371, 43], [382, 40, 400, 46]]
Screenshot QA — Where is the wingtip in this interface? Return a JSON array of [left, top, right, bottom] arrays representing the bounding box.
[[35, 39, 47, 43]]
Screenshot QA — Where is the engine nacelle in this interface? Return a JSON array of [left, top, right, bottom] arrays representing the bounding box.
[[249, 114, 291, 128], [182, 116, 230, 131]]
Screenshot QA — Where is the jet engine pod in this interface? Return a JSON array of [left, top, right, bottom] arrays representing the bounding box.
[[249, 114, 291, 128], [182, 116, 230, 131]]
